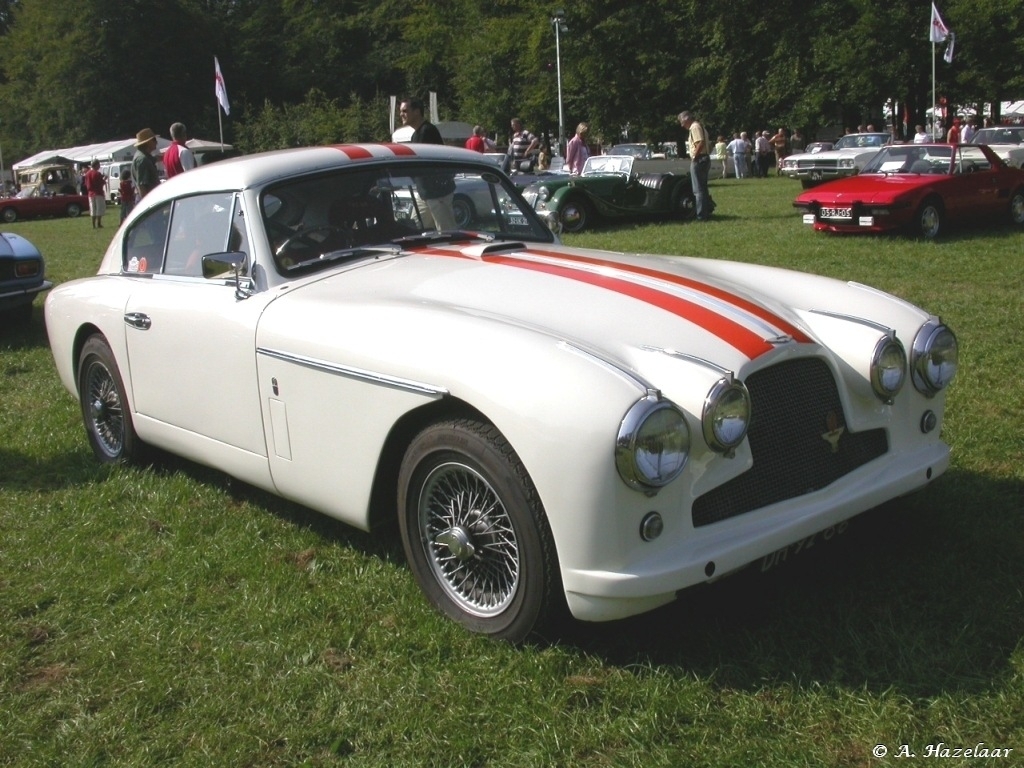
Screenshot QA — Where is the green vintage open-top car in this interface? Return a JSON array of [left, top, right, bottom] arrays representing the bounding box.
[[521, 155, 695, 232]]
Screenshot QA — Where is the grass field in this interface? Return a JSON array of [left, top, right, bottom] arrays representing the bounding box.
[[1, 178, 1022, 767]]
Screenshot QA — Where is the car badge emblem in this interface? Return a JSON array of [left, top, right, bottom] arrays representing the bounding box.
[[821, 411, 845, 454]]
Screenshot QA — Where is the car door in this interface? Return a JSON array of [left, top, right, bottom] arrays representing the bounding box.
[[946, 146, 1001, 221], [121, 192, 273, 457]]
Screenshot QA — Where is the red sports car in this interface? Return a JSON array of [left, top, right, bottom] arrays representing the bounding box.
[[793, 143, 1024, 238], [1, 188, 87, 224]]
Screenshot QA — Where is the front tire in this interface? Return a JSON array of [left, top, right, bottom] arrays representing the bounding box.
[[2, 207, 17, 223], [66, 202, 82, 218], [397, 419, 562, 642], [77, 336, 144, 463], [913, 198, 944, 239], [558, 196, 592, 233]]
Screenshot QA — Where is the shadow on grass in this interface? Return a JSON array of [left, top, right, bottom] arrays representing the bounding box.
[[0, 307, 50, 350], [563, 468, 1024, 698], [20, 437, 1020, 700]]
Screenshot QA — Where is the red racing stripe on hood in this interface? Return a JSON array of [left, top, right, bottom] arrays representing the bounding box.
[[483, 254, 777, 359], [526, 249, 811, 344]]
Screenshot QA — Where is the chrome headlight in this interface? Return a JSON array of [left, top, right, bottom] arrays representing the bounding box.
[[616, 396, 690, 492], [702, 378, 751, 455], [911, 320, 958, 395], [838, 158, 855, 169], [536, 186, 551, 203], [870, 335, 907, 403]]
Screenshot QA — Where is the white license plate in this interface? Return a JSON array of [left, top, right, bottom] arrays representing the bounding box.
[[820, 207, 852, 219], [759, 521, 849, 573]]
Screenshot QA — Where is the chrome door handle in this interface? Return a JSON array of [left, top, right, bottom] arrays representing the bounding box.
[[124, 312, 152, 330]]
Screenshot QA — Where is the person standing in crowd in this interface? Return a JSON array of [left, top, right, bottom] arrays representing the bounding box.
[[132, 128, 161, 199], [790, 129, 805, 153], [565, 122, 590, 175], [399, 97, 456, 230], [678, 110, 715, 221], [163, 122, 196, 179], [465, 125, 486, 152], [946, 117, 961, 145], [770, 128, 789, 175], [755, 131, 773, 178], [961, 116, 977, 143], [714, 135, 729, 178], [119, 168, 135, 224], [509, 117, 539, 169], [400, 98, 444, 144], [84, 159, 107, 229], [727, 132, 749, 178], [913, 124, 930, 144]]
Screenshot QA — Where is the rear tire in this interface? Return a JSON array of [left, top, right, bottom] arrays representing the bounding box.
[[397, 419, 562, 642], [66, 202, 82, 218], [451, 194, 475, 228], [670, 185, 696, 220], [1009, 189, 1024, 226], [77, 336, 145, 464], [2, 207, 17, 223]]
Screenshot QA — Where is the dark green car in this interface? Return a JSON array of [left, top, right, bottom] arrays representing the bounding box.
[[521, 155, 695, 233]]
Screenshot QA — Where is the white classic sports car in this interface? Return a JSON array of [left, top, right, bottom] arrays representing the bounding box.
[[781, 132, 892, 188], [46, 144, 959, 642]]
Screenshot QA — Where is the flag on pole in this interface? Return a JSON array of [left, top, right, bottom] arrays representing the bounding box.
[[930, 3, 950, 43], [943, 32, 956, 63], [215, 57, 230, 116]]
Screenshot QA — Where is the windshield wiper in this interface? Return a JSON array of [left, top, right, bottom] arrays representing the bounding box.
[[392, 230, 495, 247], [285, 244, 401, 272]]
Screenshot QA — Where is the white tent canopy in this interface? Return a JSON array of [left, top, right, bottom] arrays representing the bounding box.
[[13, 136, 233, 171]]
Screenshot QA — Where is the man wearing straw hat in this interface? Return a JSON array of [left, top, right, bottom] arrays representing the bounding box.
[[132, 128, 160, 198]]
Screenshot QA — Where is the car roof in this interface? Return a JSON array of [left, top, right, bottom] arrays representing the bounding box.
[[143, 143, 496, 203]]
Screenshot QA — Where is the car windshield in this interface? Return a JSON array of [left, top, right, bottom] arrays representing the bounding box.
[[969, 127, 1024, 145], [612, 145, 649, 159], [860, 145, 952, 174], [832, 133, 888, 150], [261, 162, 553, 276], [581, 155, 634, 177]]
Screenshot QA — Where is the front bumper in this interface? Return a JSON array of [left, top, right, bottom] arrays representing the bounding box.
[[561, 440, 949, 622], [0, 280, 53, 310]]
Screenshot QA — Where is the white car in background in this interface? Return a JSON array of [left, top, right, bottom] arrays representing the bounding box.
[[46, 144, 958, 642], [781, 132, 892, 188], [967, 126, 1024, 168]]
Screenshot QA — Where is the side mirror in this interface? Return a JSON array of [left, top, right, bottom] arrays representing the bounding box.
[[202, 251, 253, 299]]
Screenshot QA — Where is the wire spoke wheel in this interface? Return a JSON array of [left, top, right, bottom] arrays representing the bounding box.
[[77, 336, 144, 464], [83, 358, 125, 459], [419, 461, 520, 616], [398, 419, 562, 641]]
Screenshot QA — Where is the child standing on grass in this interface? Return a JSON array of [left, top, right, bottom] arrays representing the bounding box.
[[119, 170, 135, 224]]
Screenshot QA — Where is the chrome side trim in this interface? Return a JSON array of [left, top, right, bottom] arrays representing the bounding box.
[[641, 345, 734, 377], [257, 347, 448, 396], [808, 309, 894, 335]]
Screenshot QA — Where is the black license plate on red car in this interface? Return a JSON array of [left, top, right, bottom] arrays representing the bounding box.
[[819, 207, 852, 220]]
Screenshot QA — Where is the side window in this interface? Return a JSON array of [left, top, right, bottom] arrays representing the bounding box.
[[164, 193, 236, 277], [123, 203, 171, 273]]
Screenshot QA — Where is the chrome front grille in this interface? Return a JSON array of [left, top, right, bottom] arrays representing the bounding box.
[[797, 159, 839, 170], [692, 357, 888, 527]]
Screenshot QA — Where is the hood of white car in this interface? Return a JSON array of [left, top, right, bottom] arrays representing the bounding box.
[[260, 241, 846, 381]]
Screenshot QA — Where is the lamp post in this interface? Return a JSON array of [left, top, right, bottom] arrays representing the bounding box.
[[551, 9, 568, 156]]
